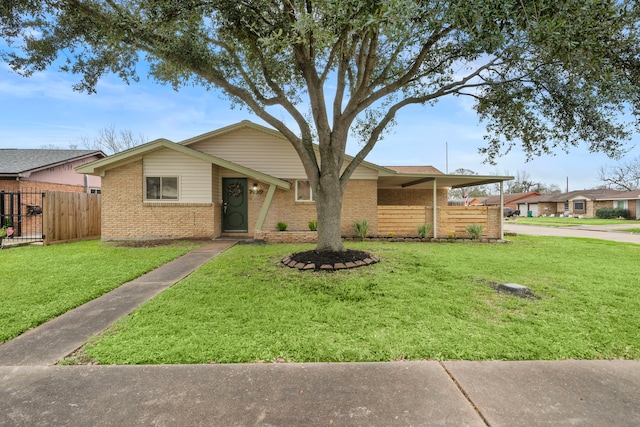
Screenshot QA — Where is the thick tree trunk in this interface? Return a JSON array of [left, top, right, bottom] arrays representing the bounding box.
[[315, 172, 346, 252]]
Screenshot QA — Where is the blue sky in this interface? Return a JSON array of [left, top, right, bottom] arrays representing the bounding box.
[[1, 62, 638, 192]]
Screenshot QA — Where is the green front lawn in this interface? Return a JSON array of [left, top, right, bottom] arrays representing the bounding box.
[[80, 236, 640, 364], [513, 217, 638, 227], [0, 240, 201, 343]]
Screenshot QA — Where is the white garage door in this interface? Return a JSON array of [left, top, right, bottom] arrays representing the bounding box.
[[529, 204, 539, 217], [517, 203, 527, 215]]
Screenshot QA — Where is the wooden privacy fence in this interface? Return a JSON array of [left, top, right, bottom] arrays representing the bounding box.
[[378, 205, 429, 236], [43, 191, 101, 245], [378, 205, 501, 238]]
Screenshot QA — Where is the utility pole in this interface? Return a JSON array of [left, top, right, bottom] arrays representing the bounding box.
[[445, 141, 448, 173]]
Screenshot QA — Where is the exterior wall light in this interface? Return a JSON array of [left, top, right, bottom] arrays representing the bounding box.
[[250, 182, 264, 194]]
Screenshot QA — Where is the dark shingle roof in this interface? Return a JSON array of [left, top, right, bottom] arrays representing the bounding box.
[[0, 149, 105, 175]]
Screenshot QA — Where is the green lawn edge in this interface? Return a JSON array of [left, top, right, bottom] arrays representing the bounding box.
[[81, 236, 640, 364]]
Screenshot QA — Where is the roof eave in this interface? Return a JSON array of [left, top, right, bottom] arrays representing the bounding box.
[[75, 139, 290, 190]]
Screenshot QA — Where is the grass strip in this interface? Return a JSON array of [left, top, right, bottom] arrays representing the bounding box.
[[0, 240, 200, 343], [83, 236, 640, 363]]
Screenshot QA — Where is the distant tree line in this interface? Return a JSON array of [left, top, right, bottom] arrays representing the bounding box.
[[41, 124, 146, 155], [448, 168, 561, 200]]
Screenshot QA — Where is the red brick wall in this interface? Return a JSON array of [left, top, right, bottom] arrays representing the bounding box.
[[378, 188, 448, 206], [101, 164, 379, 240], [261, 179, 378, 236]]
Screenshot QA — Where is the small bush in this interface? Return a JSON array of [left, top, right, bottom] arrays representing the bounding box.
[[308, 220, 318, 231], [276, 222, 288, 231], [352, 219, 370, 239], [465, 223, 484, 240], [596, 208, 630, 219], [417, 223, 432, 238]]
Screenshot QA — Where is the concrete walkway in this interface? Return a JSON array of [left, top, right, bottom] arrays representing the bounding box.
[[1, 238, 639, 426]]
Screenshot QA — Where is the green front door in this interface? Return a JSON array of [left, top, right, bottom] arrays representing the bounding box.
[[222, 178, 248, 232]]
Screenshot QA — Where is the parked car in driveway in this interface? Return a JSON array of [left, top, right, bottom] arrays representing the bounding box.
[[503, 207, 521, 217]]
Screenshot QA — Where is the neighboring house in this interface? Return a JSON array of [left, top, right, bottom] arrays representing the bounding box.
[[1, 149, 105, 241], [483, 192, 541, 213], [519, 189, 640, 219], [609, 191, 640, 219], [76, 121, 513, 241], [0, 149, 105, 193]]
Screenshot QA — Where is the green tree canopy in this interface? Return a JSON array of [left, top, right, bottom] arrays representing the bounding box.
[[2, 0, 639, 251]]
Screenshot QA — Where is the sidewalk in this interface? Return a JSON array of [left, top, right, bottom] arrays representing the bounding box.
[[1, 239, 639, 426], [1, 360, 638, 426]]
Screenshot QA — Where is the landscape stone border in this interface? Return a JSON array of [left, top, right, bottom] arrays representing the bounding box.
[[281, 254, 380, 271]]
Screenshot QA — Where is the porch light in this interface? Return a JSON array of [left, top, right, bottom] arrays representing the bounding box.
[[250, 182, 263, 194]]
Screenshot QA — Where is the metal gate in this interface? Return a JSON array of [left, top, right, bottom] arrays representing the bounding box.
[[0, 190, 45, 245]]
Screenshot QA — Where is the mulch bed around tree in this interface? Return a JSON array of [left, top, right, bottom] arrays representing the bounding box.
[[283, 249, 379, 271]]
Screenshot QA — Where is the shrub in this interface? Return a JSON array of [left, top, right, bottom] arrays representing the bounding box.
[[308, 220, 318, 231], [352, 219, 370, 239], [417, 223, 432, 238], [276, 222, 288, 231], [596, 208, 630, 219], [465, 223, 485, 240]]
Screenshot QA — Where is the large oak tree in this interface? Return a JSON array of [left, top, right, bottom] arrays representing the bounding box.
[[2, 0, 639, 251]]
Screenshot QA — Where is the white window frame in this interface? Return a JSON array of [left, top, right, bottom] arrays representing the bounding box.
[[295, 180, 315, 202], [613, 200, 628, 209], [145, 176, 179, 201], [89, 188, 101, 194]]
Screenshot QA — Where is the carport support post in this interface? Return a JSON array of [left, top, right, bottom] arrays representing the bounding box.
[[432, 180, 438, 239], [500, 181, 504, 240]]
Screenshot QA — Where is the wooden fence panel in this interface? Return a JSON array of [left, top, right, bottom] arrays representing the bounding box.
[[378, 205, 430, 236], [439, 206, 489, 237], [43, 191, 101, 245], [378, 205, 501, 238]]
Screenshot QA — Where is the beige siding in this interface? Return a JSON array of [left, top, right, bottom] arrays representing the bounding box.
[[187, 127, 377, 180], [143, 149, 212, 203]]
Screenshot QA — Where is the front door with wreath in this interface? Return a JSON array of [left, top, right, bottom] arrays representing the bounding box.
[[222, 178, 248, 232]]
